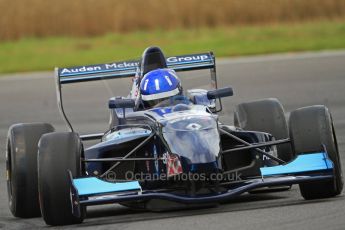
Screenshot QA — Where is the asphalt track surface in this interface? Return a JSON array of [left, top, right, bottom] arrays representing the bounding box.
[[0, 50, 345, 229]]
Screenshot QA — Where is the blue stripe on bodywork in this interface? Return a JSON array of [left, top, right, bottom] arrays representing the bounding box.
[[260, 152, 333, 177], [73, 177, 141, 196]]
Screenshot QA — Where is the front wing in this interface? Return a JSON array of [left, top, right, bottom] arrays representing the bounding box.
[[69, 152, 334, 217]]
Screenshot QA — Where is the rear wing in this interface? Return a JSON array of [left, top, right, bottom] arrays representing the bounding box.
[[55, 52, 217, 132], [57, 52, 216, 85]]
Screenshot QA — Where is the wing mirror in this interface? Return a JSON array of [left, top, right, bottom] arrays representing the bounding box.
[[207, 87, 233, 99], [109, 98, 135, 109]]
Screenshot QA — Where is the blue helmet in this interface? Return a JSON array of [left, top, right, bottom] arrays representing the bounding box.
[[140, 68, 182, 108]]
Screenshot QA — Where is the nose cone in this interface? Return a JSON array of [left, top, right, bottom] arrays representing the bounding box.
[[163, 115, 221, 164]]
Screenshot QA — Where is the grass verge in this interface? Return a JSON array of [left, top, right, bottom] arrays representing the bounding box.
[[1, 19, 345, 73]]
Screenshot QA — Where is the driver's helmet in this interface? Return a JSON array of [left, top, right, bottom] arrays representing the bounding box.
[[140, 68, 182, 108]]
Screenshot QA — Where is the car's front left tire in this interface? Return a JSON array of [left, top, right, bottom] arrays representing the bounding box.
[[234, 98, 293, 162], [38, 132, 85, 226], [289, 105, 343, 199]]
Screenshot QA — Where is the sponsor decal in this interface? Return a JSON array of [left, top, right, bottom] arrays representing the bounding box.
[[167, 54, 210, 63], [153, 145, 159, 174], [186, 123, 203, 130], [145, 151, 151, 172], [60, 66, 103, 75], [166, 154, 183, 177], [162, 152, 169, 165], [104, 61, 139, 69], [59, 61, 139, 76], [59, 53, 212, 76]]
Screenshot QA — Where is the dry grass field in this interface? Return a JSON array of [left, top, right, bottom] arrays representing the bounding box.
[[1, 0, 345, 40], [1, 0, 345, 73]]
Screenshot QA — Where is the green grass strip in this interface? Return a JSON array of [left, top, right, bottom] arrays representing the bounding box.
[[1, 19, 345, 73]]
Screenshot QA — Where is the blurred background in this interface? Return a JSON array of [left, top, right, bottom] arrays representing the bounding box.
[[1, 0, 345, 72]]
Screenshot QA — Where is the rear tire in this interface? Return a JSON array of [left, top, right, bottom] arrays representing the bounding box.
[[289, 105, 343, 199], [6, 123, 54, 218], [234, 98, 293, 162], [38, 132, 85, 225]]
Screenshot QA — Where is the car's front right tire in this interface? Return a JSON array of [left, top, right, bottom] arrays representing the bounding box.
[[6, 123, 54, 218], [38, 132, 85, 226]]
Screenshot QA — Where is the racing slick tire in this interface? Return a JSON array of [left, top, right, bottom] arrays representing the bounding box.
[[289, 105, 343, 199], [6, 123, 54, 218], [38, 132, 85, 225], [234, 98, 293, 162]]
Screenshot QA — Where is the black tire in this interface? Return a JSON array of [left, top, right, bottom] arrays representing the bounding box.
[[234, 98, 293, 162], [38, 132, 85, 225], [6, 123, 54, 218], [289, 105, 343, 199]]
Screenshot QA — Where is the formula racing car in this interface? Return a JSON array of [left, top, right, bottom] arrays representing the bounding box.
[[6, 47, 343, 226]]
